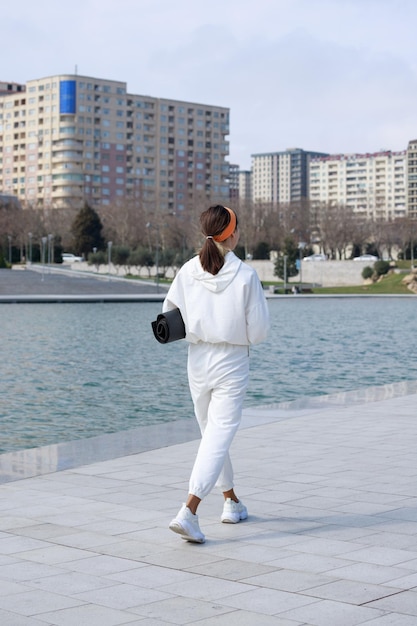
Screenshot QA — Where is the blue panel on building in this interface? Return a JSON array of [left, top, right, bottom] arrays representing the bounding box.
[[60, 80, 76, 114]]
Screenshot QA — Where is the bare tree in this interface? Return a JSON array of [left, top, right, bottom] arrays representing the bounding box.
[[99, 198, 148, 249], [369, 219, 392, 259]]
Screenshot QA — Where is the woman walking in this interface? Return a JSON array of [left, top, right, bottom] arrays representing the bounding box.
[[163, 205, 270, 543]]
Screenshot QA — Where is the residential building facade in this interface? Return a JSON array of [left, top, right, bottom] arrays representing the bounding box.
[[0, 82, 24, 95], [251, 147, 328, 205], [407, 139, 417, 219], [228, 163, 240, 201], [238, 170, 252, 202], [309, 151, 407, 221], [227, 166, 252, 203], [0, 74, 230, 211]]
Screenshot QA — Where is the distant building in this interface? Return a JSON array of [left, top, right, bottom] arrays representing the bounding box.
[[0, 73, 230, 211], [251, 147, 328, 204], [407, 139, 417, 219], [309, 151, 407, 220], [229, 163, 240, 201], [227, 165, 252, 204], [238, 170, 252, 202], [0, 82, 24, 95]]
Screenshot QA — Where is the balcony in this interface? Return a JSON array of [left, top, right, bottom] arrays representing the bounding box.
[[51, 186, 84, 198], [52, 152, 83, 163]]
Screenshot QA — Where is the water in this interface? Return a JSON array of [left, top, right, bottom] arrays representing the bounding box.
[[1, 297, 416, 454]]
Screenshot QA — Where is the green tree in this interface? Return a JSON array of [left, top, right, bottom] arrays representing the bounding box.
[[274, 238, 299, 280], [71, 203, 105, 256], [159, 248, 176, 277], [112, 245, 131, 273], [129, 246, 154, 277], [253, 241, 270, 260], [0, 249, 8, 268], [234, 244, 245, 260], [88, 250, 107, 271]]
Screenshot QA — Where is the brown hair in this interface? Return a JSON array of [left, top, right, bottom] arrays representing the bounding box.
[[199, 205, 238, 275]]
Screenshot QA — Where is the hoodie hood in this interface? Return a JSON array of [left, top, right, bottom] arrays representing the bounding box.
[[190, 251, 242, 293]]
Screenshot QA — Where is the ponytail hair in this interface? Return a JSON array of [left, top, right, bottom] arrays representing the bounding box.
[[199, 205, 238, 275]]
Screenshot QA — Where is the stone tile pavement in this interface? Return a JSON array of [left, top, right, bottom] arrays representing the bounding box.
[[1, 384, 417, 624], [0, 267, 165, 301]]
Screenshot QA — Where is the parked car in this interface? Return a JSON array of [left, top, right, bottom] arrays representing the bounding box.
[[62, 253, 83, 263], [353, 254, 379, 262], [303, 254, 328, 262]]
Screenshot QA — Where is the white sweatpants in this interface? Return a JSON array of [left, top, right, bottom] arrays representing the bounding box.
[[187, 342, 250, 500]]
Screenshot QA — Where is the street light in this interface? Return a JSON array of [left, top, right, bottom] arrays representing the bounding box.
[[107, 241, 113, 281], [283, 255, 288, 293], [28, 232, 33, 264], [298, 242, 306, 290], [146, 222, 160, 293], [41, 236, 47, 281], [47, 234, 53, 273], [7, 235, 12, 266]]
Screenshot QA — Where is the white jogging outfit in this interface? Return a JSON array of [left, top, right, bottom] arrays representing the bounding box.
[[163, 251, 270, 500]]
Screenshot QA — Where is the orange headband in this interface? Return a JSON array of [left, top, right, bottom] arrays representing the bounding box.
[[213, 207, 237, 242]]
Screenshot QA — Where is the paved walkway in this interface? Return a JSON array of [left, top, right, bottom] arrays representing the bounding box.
[[1, 382, 417, 625], [0, 267, 166, 302]]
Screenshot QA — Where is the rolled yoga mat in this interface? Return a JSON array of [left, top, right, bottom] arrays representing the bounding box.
[[151, 308, 186, 344]]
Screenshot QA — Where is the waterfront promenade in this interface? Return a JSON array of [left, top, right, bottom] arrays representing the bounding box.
[[0, 267, 166, 302], [1, 268, 417, 624], [0, 384, 417, 624]]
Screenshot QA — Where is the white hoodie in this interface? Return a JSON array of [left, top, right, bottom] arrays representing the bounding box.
[[162, 252, 270, 345]]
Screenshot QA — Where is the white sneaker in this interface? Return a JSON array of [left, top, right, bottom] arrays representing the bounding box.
[[169, 504, 205, 543], [221, 498, 248, 524]]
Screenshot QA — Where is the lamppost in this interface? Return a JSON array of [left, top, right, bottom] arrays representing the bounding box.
[[107, 241, 113, 281], [41, 236, 47, 281], [28, 232, 33, 264], [298, 242, 306, 290], [47, 234, 53, 273], [146, 222, 160, 293], [7, 235, 12, 266], [283, 255, 288, 293]]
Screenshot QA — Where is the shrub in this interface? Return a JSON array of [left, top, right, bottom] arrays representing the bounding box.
[[88, 250, 107, 270], [362, 266, 373, 280], [374, 260, 390, 276]]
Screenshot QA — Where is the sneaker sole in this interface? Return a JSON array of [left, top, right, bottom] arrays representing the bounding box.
[[221, 513, 248, 524], [169, 520, 205, 543]]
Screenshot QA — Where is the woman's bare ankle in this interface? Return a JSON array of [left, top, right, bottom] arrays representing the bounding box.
[[185, 494, 201, 515], [223, 489, 239, 503]]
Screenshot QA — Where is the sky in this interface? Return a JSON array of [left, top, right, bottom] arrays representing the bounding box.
[[3, 0, 417, 169]]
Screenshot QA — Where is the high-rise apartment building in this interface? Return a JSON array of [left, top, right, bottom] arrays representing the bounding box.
[[251, 147, 328, 205], [407, 139, 417, 219], [0, 74, 230, 211], [238, 170, 252, 202], [309, 151, 407, 220], [228, 163, 240, 201], [227, 165, 252, 203], [0, 82, 24, 95]]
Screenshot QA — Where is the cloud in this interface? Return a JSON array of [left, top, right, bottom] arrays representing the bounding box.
[[135, 22, 417, 164], [3, 0, 417, 168]]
